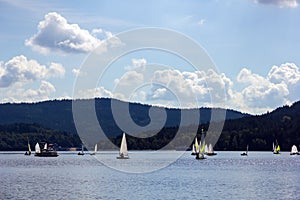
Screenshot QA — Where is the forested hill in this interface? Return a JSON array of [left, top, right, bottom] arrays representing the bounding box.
[[0, 101, 299, 151], [0, 98, 248, 137], [215, 101, 300, 151]]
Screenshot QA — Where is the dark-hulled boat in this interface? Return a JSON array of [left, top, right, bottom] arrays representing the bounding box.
[[35, 142, 58, 157]]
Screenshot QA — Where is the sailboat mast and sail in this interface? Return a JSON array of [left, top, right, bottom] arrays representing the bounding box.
[[120, 133, 128, 157]]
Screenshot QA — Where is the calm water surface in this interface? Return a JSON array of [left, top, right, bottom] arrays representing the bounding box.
[[0, 151, 299, 200]]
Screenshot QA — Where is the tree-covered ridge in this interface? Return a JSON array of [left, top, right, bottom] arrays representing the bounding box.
[[0, 100, 299, 151], [215, 101, 300, 151], [0, 123, 81, 151], [0, 98, 248, 138]]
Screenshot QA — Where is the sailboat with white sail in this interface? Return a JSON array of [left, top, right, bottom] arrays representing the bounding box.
[[34, 142, 58, 157], [117, 133, 129, 159], [206, 144, 217, 156], [24, 137, 31, 155], [191, 137, 199, 155], [196, 134, 206, 160], [290, 145, 299, 155], [90, 144, 98, 155]]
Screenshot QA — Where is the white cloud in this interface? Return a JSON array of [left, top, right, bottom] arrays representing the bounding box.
[[115, 71, 144, 86], [125, 58, 147, 72], [25, 12, 122, 54], [0, 55, 65, 88], [0, 55, 65, 103], [254, 0, 298, 8], [2, 81, 56, 103], [72, 68, 80, 76], [48, 63, 65, 78], [151, 69, 230, 107], [152, 88, 167, 99], [235, 64, 300, 113], [77, 86, 113, 99], [268, 63, 300, 103]]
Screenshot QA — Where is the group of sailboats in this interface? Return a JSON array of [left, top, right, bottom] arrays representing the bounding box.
[[191, 136, 217, 160], [34, 142, 59, 157]]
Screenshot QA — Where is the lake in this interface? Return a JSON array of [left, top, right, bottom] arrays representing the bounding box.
[[0, 151, 299, 199]]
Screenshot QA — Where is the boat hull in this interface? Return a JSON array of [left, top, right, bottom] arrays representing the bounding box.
[[117, 155, 129, 159], [35, 152, 58, 157], [290, 152, 299, 155], [206, 153, 217, 156]]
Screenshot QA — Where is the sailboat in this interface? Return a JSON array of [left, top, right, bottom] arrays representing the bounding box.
[[204, 144, 209, 155], [90, 144, 98, 155], [34, 142, 58, 157], [290, 145, 299, 155], [273, 141, 280, 154], [35, 142, 41, 154], [191, 137, 199, 155], [117, 133, 129, 159], [78, 144, 85, 155], [206, 144, 217, 156], [241, 145, 248, 156], [24, 137, 31, 155], [196, 135, 206, 160]]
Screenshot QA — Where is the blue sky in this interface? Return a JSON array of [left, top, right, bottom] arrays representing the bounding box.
[[0, 0, 299, 114]]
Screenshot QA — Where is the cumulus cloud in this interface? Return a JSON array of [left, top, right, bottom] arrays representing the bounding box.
[[115, 71, 144, 87], [77, 86, 113, 99], [235, 63, 300, 113], [2, 81, 56, 103], [0, 55, 65, 103], [0, 55, 65, 88], [125, 58, 147, 72], [150, 69, 231, 107], [253, 0, 298, 8], [25, 12, 122, 54]]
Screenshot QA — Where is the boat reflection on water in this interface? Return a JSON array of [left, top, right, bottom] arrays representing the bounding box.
[[34, 142, 58, 157]]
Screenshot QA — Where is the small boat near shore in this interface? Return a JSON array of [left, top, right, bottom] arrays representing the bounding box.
[[34, 142, 58, 157], [241, 145, 248, 156], [78, 144, 85, 155], [90, 144, 98, 155]]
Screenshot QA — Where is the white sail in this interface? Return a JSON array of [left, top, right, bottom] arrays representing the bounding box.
[[27, 138, 31, 153], [28, 143, 31, 153], [94, 144, 98, 153], [191, 144, 196, 154], [120, 133, 128, 156], [44, 143, 47, 150], [291, 145, 298, 154], [205, 144, 209, 154], [35, 143, 41, 153], [194, 137, 199, 153], [208, 144, 213, 154]]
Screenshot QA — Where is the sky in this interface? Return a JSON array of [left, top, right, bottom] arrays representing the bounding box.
[[0, 0, 300, 114]]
